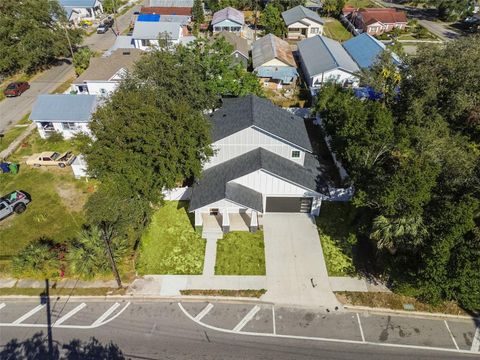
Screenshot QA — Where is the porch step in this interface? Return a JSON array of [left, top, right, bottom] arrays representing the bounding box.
[[201, 230, 223, 240]]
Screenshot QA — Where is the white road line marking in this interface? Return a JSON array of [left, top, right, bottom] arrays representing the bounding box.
[[178, 303, 475, 356], [195, 303, 214, 321], [0, 303, 6, 311], [272, 305, 276, 335], [53, 303, 86, 327], [12, 304, 45, 324], [356, 313, 365, 343], [443, 320, 459, 350], [471, 325, 480, 353], [91, 303, 120, 327], [233, 305, 260, 332]]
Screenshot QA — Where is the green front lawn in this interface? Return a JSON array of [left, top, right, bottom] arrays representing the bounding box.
[[316, 202, 358, 276], [345, 0, 376, 8], [0, 114, 30, 152], [136, 201, 206, 275], [215, 231, 265, 275], [323, 19, 353, 42]]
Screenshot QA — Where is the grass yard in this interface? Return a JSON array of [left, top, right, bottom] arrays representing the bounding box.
[[345, 0, 376, 8], [0, 114, 30, 152], [323, 18, 352, 42], [136, 201, 206, 275], [316, 202, 359, 276], [0, 133, 90, 276], [215, 231, 265, 275]]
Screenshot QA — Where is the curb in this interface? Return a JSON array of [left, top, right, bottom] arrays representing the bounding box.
[[343, 305, 478, 321]]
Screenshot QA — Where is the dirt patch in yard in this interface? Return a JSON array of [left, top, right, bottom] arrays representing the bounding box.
[[55, 182, 88, 212]]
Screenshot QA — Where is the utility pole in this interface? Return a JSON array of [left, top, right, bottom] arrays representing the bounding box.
[[63, 23, 75, 59], [112, 0, 120, 35], [254, 0, 258, 41], [101, 225, 122, 288]]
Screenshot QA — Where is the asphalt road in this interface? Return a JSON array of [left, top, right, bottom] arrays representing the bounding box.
[[0, 1, 144, 134], [0, 300, 478, 359]]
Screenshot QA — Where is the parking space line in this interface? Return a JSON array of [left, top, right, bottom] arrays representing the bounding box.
[[91, 303, 120, 326], [272, 305, 276, 335], [12, 304, 45, 324], [443, 320, 459, 350], [195, 303, 214, 321], [0, 303, 5, 311], [356, 313, 365, 343], [53, 303, 86, 327], [471, 325, 480, 353], [233, 305, 260, 332]]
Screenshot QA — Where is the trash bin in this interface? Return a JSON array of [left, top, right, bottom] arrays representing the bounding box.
[[0, 162, 10, 173], [8, 162, 18, 174]]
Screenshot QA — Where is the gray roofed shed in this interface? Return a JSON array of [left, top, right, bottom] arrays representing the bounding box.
[[210, 95, 312, 152], [30, 95, 97, 123], [282, 5, 324, 26], [189, 148, 330, 211], [298, 35, 359, 76]]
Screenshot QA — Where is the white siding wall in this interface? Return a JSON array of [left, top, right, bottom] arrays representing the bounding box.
[[194, 199, 252, 214], [288, 18, 324, 38], [83, 81, 118, 95], [260, 58, 291, 67], [205, 127, 305, 169], [36, 122, 91, 140], [310, 69, 359, 88]]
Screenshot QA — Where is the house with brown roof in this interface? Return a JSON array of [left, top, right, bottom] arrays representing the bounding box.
[[72, 49, 143, 95], [252, 34, 298, 89], [140, 6, 192, 23], [216, 31, 250, 69], [351, 8, 407, 35]]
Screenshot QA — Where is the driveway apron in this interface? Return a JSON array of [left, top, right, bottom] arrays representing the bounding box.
[[262, 213, 340, 308]]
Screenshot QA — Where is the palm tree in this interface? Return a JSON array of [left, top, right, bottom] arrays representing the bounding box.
[[370, 215, 427, 254], [12, 238, 60, 278]]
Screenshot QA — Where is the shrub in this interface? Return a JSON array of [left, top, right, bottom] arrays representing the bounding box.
[[320, 234, 355, 276], [12, 238, 61, 278], [46, 131, 64, 143]]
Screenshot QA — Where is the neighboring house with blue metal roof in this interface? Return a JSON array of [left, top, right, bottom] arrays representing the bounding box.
[[252, 34, 298, 88], [342, 33, 400, 69], [30, 95, 98, 139], [59, 0, 103, 25], [282, 5, 324, 39], [297, 35, 360, 91], [212, 7, 244, 33], [189, 95, 337, 236]]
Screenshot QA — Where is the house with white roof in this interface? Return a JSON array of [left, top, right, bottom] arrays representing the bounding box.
[[297, 35, 360, 91], [72, 49, 143, 95], [189, 95, 341, 236], [30, 95, 98, 139], [60, 0, 103, 25], [212, 7, 244, 33], [282, 5, 324, 39]]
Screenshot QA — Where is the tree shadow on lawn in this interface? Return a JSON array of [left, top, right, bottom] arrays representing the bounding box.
[[176, 200, 195, 229], [0, 332, 127, 360]]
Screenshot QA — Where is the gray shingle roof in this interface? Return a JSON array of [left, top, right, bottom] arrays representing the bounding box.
[[282, 5, 324, 26], [210, 95, 312, 152], [225, 183, 263, 212], [132, 21, 181, 40], [216, 31, 250, 58], [252, 33, 296, 69], [30, 95, 97, 123], [298, 35, 359, 76], [189, 148, 330, 211]]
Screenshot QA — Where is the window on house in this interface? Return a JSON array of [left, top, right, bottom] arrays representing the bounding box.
[[310, 27, 319, 34], [291, 150, 301, 158], [62, 122, 77, 130]]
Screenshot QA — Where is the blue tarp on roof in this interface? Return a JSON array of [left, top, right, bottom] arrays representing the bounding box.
[[353, 86, 383, 100], [255, 66, 298, 84], [137, 14, 161, 22], [343, 33, 401, 69]]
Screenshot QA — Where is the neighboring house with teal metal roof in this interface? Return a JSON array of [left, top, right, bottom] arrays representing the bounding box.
[[30, 95, 98, 139], [212, 7, 244, 33], [252, 34, 298, 88], [297, 35, 359, 90], [59, 0, 103, 24], [342, 33, 400, 69]]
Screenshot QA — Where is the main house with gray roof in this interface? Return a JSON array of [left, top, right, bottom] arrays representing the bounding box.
[[297, 35, 360, 91], [132, 16, 184, 50], [282, 5, 324, 39], [30, 95, 98, 139], [189, 95, 334, 235], [212, 7, 244, 33]]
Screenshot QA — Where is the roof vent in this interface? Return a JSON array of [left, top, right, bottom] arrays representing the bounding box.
[[222, 113, 227, 117]]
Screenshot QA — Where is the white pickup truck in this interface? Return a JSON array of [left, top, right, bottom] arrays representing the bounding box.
[[0, 191, 31, 221]]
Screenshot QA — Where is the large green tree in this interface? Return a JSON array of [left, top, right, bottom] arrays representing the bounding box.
[[193, 0, 205, 24], [260, 3, 286, 37], [0, 0, 82, 75]]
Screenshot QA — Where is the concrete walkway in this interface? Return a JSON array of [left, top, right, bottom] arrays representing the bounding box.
[[202, 236, 219, 276], [129, 275, 267, 296], [261, 214, 340, 308]]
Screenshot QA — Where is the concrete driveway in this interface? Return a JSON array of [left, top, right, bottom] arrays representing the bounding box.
[[262, 213, 340, 308]]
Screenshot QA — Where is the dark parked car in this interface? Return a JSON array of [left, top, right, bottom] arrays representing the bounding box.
[[3, 82, 30, 97], [97, 17, 114, 34]]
